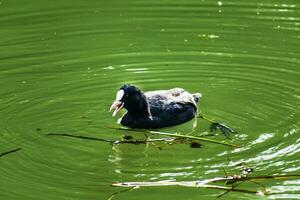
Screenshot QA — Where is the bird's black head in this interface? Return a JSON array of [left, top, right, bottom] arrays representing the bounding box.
[[110, 84, 151, 117]]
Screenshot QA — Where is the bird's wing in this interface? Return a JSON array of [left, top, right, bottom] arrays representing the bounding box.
[[144, 88, 198, 117]]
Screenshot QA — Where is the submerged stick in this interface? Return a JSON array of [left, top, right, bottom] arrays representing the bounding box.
[[47, 133, 174, 144], [111, 181, 259, 194], [0, 148, 21, 158], [47, 133, 115, 143], [242, 174, 300, 182], [117, 128, 240, 148], [217, 181, 246, 198], [197, 114, 216, 124], [108, 187, 135, 200], [112, 174, 300, 195], [151, 131, 239, 147], [197, 114, 237, 139], [198, 174, 300, 185]]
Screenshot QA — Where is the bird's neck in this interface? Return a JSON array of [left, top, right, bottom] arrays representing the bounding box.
[[127, 95, 151, 118]]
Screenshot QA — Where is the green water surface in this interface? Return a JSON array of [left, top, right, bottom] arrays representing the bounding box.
[[1, 0, 300, 199]]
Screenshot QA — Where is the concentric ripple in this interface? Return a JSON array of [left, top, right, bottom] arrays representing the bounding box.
[[0, 1, 299, 200]]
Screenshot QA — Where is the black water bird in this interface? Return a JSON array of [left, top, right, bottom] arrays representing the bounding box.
[[109, 84, 201, 129]]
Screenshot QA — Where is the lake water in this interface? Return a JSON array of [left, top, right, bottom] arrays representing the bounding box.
[[1, 0, 299, 199]]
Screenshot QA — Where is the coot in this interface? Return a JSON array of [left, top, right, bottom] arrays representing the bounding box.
[[110, 84, 201, 129]]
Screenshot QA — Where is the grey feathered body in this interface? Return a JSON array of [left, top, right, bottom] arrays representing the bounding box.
[[121, 88, 201, 129]]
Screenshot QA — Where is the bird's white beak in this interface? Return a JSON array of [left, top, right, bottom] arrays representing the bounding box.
[[109, 90, 125, 117]]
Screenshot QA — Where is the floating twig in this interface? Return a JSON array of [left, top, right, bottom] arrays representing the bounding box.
[[231, 174, 300, 183], [47, 133, 175, 145], [47, 133, 115, 143], [151, 130, 239, 147], [111, 180, 259, 194], [116, 128, 240, 148], [197, 114, 237, 139], [108, 187, 136, 200], [111, 174, 300, 196], [217, 181, 246, 198], [0, 148, 21, 158], [210, 122, 236, 139], [199, 174, 300, 185]]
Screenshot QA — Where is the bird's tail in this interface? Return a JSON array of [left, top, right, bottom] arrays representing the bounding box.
[[192, 93, 202, 103]]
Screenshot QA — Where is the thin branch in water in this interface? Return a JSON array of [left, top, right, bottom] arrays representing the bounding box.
[[196, 132, 216, 137], [248, 180, 267, 191], [0, 148, 21, 158], [215, 174, 300, 185], [108, 187, 136, 200], [247, 174, 300, 181], [116, 127, 240, 148], [47, 133, 175, 145], [112, 180, 260, 195], [217, 181, 245, 198], [112, 174, 300, 196], [142, 134, 162, 150], [202, 184, 258, 194], [210, 122, 235, 139], [222, 167, 228, 177], [197, 114, 237, 139], [149, 139, 164, 150], [218, 178, 268, 198], [115, 138, 175, 144], [197, 113, 216, 123], [47, 133, 115, 143]]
